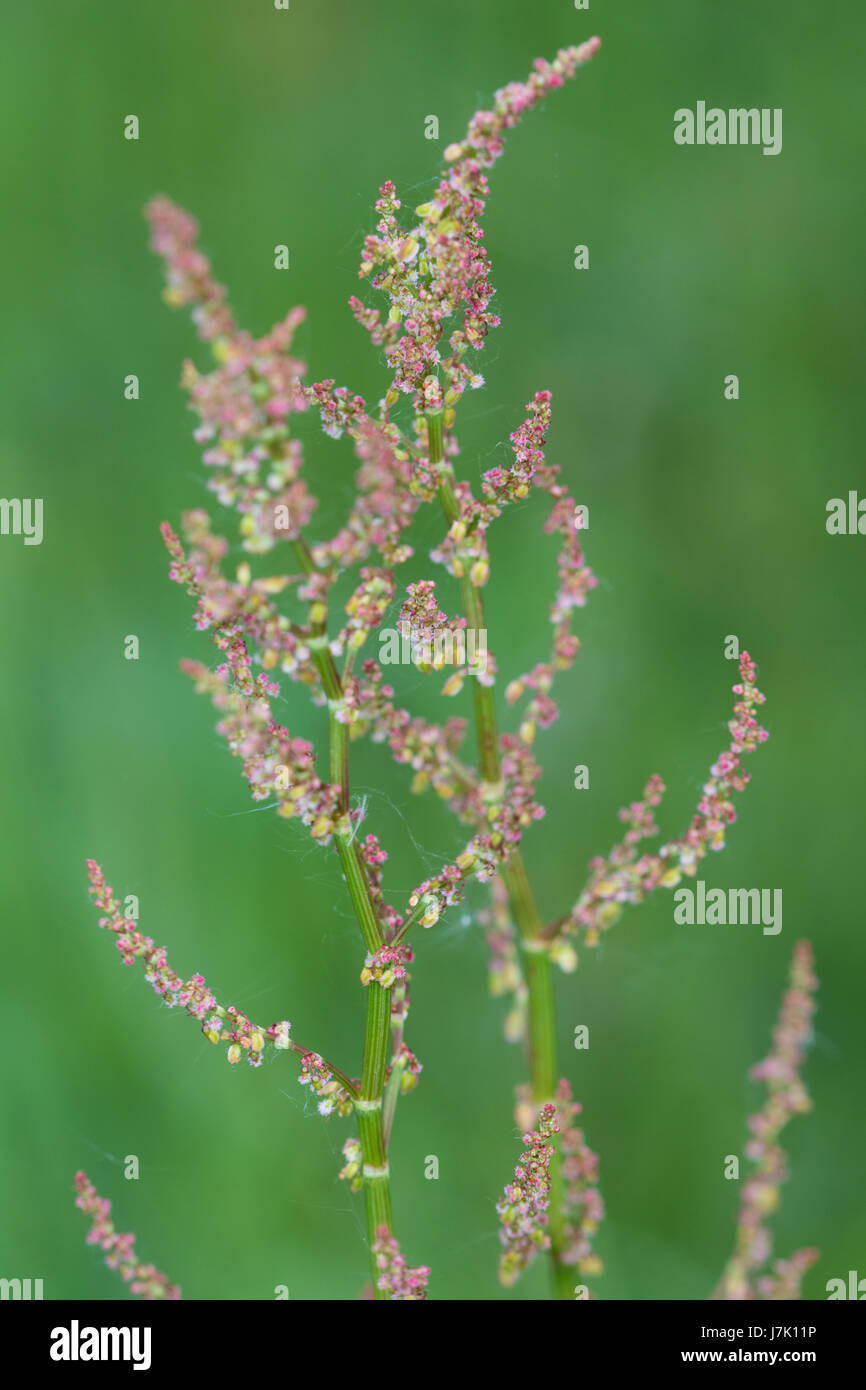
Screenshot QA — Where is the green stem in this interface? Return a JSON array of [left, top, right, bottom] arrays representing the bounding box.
[[293, 537, 396, 1295], [311, 637, 383, 956], [335, 834, 384, 955], [358, 982, 393, 1297], [430, 406, 570, 1298]]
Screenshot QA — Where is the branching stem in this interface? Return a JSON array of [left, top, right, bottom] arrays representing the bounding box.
[[430, 407, 571, 1299], [292, 536, 395, 1298]]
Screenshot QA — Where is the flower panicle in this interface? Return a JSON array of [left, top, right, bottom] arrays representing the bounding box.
[[569, 652, 769, 945], [145, 196, 236, 342], [496, 1101, 559, 1287], [161, 513, 301, 664], [177, 631, 346, 843], [399, 580, 466, 669], [402, 731, 546, 928], [85, 859, 291, 1067], [145, 50, 606, 927], [715, 940, 819, 1301], [146, 196, 314, 558], [428, 390, 596, 753], [74, 1171, 181, 1300], [371, 1225, 430, 1300], [497, 391, 597, 741], [505, 1084, 604, 1292], [554, 1079, 605, 1278], [353, 41, 601, 411], [306, 383, 420, 569]]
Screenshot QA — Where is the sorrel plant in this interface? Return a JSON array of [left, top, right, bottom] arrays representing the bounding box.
[[78, 36, 818, 1301]]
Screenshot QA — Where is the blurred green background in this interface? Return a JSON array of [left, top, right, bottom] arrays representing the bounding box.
[[1, 0, 863, 1301]]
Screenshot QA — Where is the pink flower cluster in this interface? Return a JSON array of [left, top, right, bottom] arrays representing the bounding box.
[[74, 1172, 180, 1300], [398, 580, 467, 671], [87, 859, 363, 1120], [568, 652, 769, 945], [497, 1102, 558, 1287], [360, 942, 413, 990], [353, 40, 601, 410], [306, 381, 421, 569], [429, 392, 597, 742], [396, 727, 549, 935], [298, 1053, 357, 1118], [371, 1225, 430, 1300], [146, 198, 235, 341], [162, 512, 478, 861], [386, 1043, 423, 1095], [86, 859, 292, 1067], [555, 1079, 605, 1274], [341, 567, 396, 654], [716, 941, 819, 1300], [147, 198, 313, 558], [502, 395, 598, 742], [507, 1083, 605, 1287], [179, 634, 345, 843]]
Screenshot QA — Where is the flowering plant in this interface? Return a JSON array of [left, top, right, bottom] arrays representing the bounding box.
[[77, 36, 818, 1301]]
